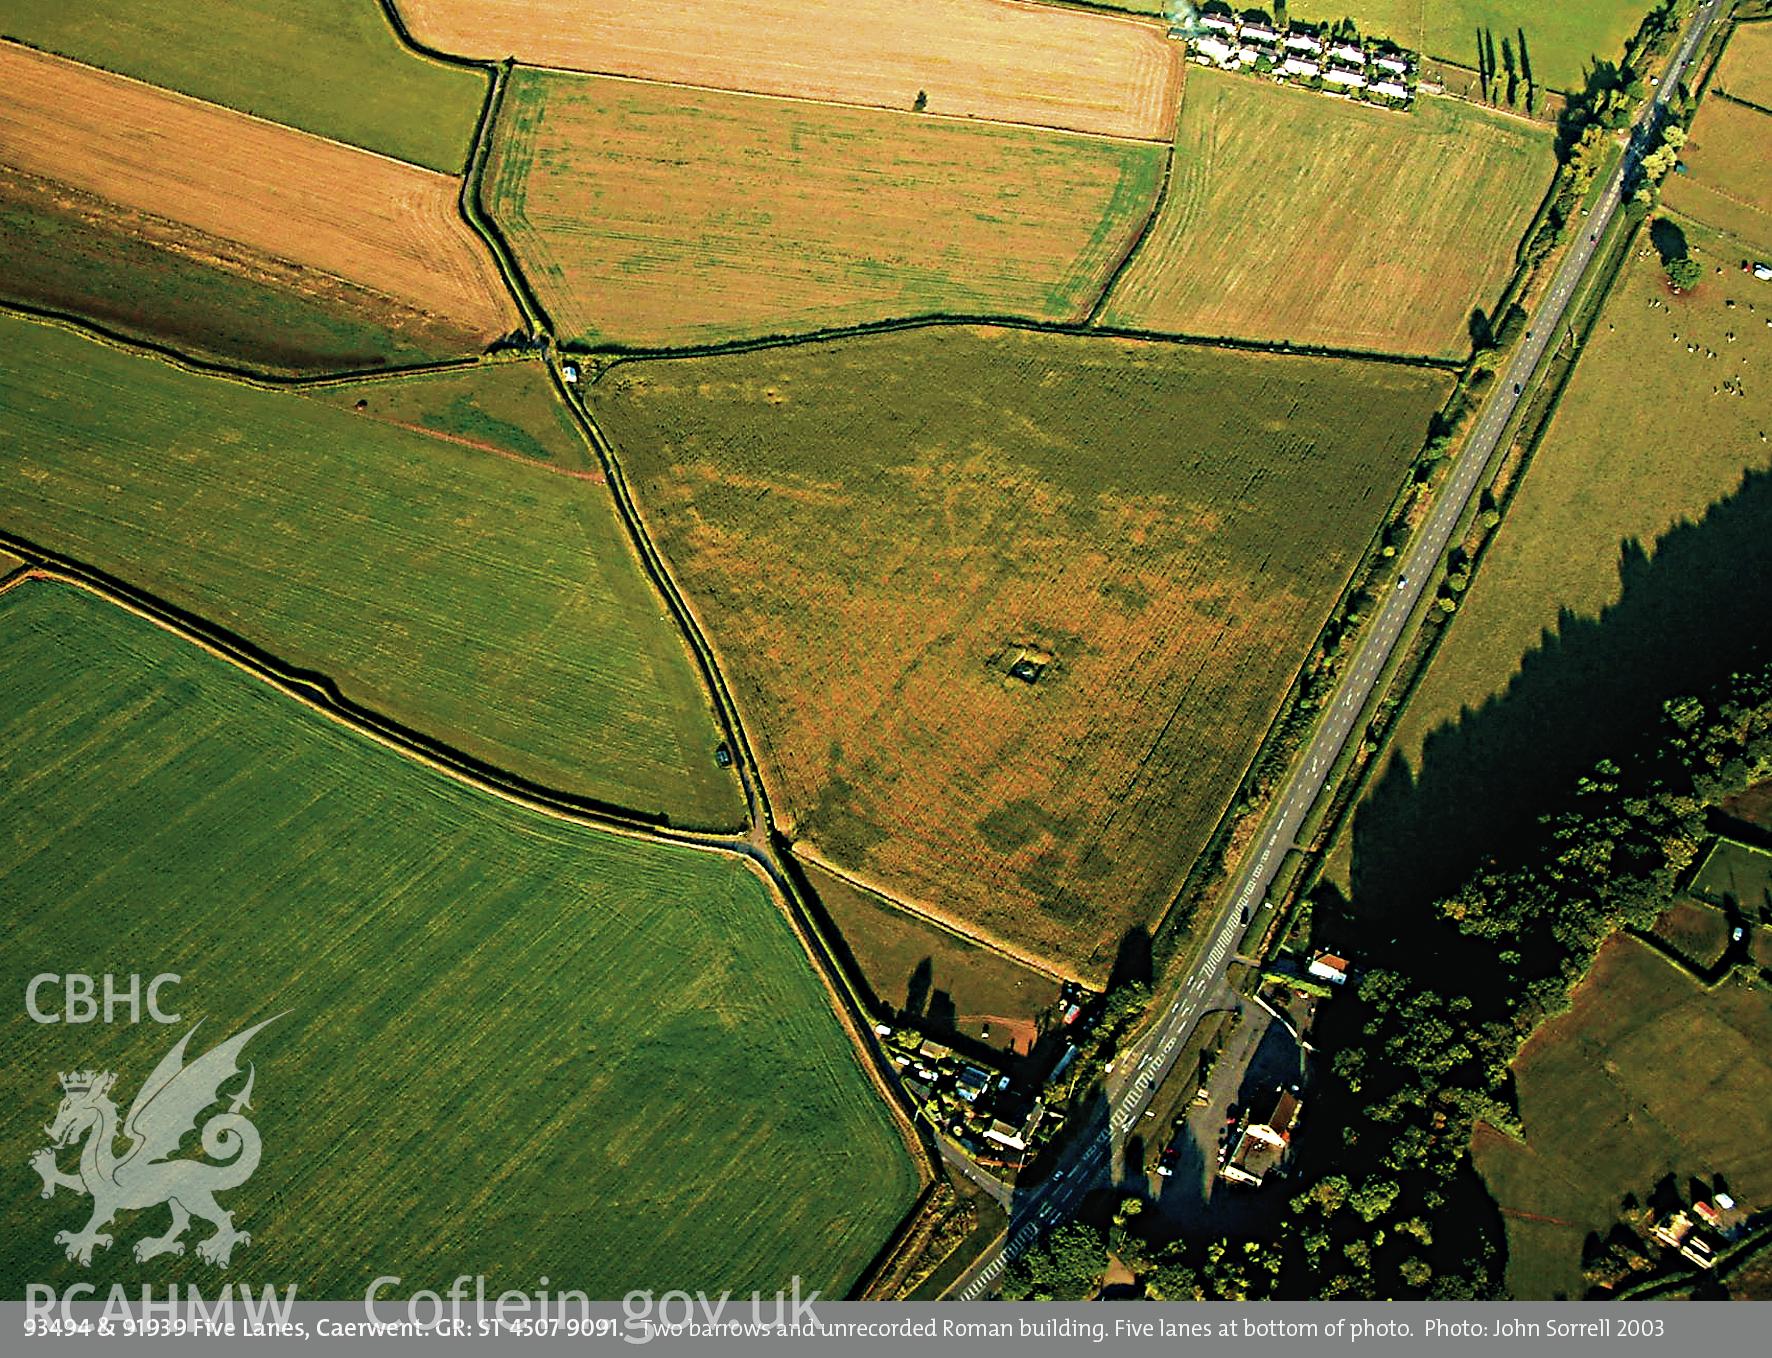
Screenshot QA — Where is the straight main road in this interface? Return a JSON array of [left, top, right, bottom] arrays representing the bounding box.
[[948, 0, 1724, 1300]]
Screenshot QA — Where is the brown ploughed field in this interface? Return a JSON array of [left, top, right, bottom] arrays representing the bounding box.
[[394, 0, 1180, 141], [0, 41, 517, 352]]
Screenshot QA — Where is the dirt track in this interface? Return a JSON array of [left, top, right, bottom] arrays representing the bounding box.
[[0, 41, 518, 344], [394, 0, 1180, 141]]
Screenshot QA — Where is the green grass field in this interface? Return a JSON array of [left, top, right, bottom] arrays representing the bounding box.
[[1099, 67, 1553, 357], [485, 69, 1166, 348], [0, 175, 454, 374], [1715, 18, 1772, 109], [592, 326, 1449, 975], [0, 0, 483, 172], [0, 315, 737, 826], [1688, 836, 1772, 913], [803, 861, 1061, 1056], [1329, 219, 1772, 906], [1287, 0, 1654, 93], [0, 580, 915, 1298], [1473, 933, 1772, 1298]]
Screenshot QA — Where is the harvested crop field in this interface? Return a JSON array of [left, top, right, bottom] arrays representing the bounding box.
[[1663, 94, 1772, 251], [1, 0, 483, 172], [1101, 68, 1554, 356], [592, 327, 1449, 975], [1473, 933, 1772, 1299], [1651, 898, 1733, 969], [399, 0, 1180, 141], [1715, 19, 1772, 111], [803, 860, 1061, 1056], [0, 313, 738, 827], [485, 71, 1165, 348], [0, 42, 517, 370], [0, 580, 916, 1298]]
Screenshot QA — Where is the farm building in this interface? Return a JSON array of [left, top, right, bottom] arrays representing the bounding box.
[[1754, 263, 1772, 281], [1307, 953, 1350, 985]]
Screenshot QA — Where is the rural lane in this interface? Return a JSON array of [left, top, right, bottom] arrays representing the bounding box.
[[948, 0, 1725, 1300]]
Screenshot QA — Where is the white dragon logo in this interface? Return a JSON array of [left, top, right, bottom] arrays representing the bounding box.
[[28, 1017, 281, 1268]]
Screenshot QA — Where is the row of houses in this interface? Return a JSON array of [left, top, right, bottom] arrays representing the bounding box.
[[1184, 12, 1416, 105]]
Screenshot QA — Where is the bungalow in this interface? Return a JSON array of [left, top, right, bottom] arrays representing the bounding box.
[[1373, 54, 1411, 75], [1330, 42, 1366, 65], [1372, 79, 1412, 100], [1324, 67, 1368, 88], [1195, 35, 1237, 65], [1199, 14, 1238, 34], [1282, 56, 1320, 78], [1240, 22, 1279, 42], [983, 1119, 1027, 1152], [1284, 33, 1322, 54], [1307, 953, 1350, 986]]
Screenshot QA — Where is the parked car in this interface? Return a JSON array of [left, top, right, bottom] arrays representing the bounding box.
[[1156, 1146, 1180, 1178]]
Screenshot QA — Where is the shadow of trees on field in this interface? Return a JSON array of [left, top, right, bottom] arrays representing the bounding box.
[[1650, 217, 1689, 267], [1348, 466, 1772, 942]]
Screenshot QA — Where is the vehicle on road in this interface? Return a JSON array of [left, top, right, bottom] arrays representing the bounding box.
[[1156, 1146, 1179, 1178], [1396, 574, 1408, 591]]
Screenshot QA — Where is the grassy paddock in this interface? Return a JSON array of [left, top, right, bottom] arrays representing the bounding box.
[[1664, 94, 1772, 252], [1688, 836, 1772, 912], [1714, 19, 1772, 109], [1287, 0, 1654, 93], [0, 580, 915, 1297], [0, 0, 483, 172], [0, 313, 736, 825], [1100, 68, 1553, 357], [1334, 221, 1772, 908], [1651, 898, 1732, 967], [592, 326, 1449, 975], [485, 70, 1166, 348], [1473, 933, 1772, 1298]]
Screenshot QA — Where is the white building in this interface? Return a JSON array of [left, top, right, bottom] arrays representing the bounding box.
[[1372, 79, 1411, 100], [1241, 23, 1279, 42], [1238, 45, 1261, 66], [1285, 33, 1323, 54], [1282, 56, 1320, 78], [1199, 14, 1238, 34], [1374, 54, 1411, 75], [1754, 263, 1772, 281], [1194, 35, 1236, 66], [1307, 954, 1350, 986], [1325, 67, 1368, 88]]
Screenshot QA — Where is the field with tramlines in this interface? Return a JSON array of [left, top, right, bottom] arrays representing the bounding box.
[[1101, 67, 1553, 356], [0, 581, 916, 1298], [0, 313, 737, 825], [484, 70, 1166, 348], [396, 0, 1179, 140], [592, 326, 1449, 975]]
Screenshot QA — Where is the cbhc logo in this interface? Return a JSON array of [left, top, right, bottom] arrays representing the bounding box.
[[26, 974, 182, 1024]]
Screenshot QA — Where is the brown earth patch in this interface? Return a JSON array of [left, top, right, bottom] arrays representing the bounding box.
[[394, 0, 1180, 141]]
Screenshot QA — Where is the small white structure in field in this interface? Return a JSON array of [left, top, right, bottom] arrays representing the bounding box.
[[1282, 56, 1320, 78], [1373, 79, 1411, 100], [560, 361, 581, 384], [1330, 42, 1366, 64], [1754, 263, 1772, 281], [1325, 67, 1368, 87]]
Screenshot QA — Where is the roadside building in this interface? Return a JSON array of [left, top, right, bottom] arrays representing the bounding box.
[[1372, 79, 1412, 100], [1307, 953, 1350, 986], [1220, 1086, 1303, 1187], [1324, 67, 1368, 88], [1282, 56, 1320, 78], [1195, 35, 1237, 66], [983, 1119, 1027, 1152], [1330, 42, 1366, 64]]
